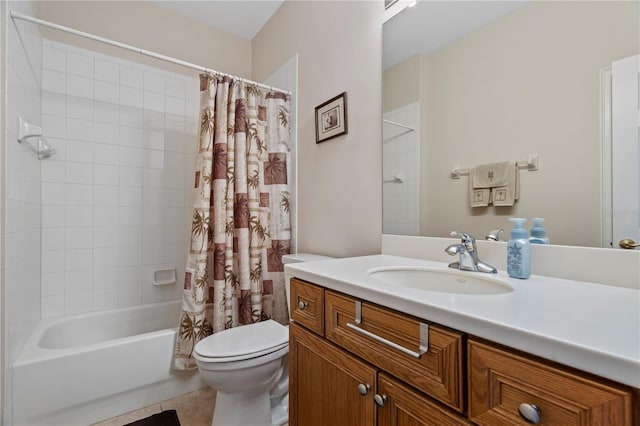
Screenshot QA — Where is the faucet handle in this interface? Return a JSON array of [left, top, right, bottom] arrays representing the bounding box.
[[486, 228, 504, 241], [450, 231, 474, 242], [450, 231, 477, 249]]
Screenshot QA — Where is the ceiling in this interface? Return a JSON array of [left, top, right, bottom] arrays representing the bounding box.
[[149, 0, 526, 68], [383, 1, 527, 69], [149, 0, 285, 40]]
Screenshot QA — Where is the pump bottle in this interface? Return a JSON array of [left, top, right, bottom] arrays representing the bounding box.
[[529, 218, 550, 244], [507, 218, 531, 279]]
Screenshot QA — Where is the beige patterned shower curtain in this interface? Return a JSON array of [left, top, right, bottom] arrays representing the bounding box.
[[173, 74, 291, 370]]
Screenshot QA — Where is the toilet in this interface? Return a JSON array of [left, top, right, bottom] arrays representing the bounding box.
[[194, 253, 333, 426]]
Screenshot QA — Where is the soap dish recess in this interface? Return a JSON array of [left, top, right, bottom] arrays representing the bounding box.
[[153, 268, 176, 286]]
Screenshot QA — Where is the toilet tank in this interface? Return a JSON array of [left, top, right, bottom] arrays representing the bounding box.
[[282, 254, 334, 319]]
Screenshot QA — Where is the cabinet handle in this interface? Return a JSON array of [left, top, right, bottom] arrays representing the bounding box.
[[374, 394, 388, 407], [518, 403, 541, 424], [358, 383, 371, 396], [297, 300, 308, 310], [346, 301, 429, 359]]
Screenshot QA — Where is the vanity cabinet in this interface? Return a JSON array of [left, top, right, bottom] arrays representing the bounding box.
[[289, 278, 636, 426]]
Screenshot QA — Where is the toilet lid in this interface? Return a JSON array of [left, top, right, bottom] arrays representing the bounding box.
[[194, 320, 288, 360]]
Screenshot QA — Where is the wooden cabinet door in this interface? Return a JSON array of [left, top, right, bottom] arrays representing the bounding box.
[[289, 322, 377, 426], [468, 339, 633, 425], [377, 373, 472, 426]]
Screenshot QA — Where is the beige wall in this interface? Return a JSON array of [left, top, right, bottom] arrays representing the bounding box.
[[382, 53, 419, 112], [253, 1, 383, 258], [385, 1, 639, 247], [36, 1, 252, 79]]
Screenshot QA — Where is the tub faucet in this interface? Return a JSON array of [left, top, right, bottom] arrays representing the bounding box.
[[445, 231, 497, 273]]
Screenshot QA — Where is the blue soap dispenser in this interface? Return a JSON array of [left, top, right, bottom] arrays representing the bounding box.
[[529, 217, 550, 244], [507, 218, 531, 279]]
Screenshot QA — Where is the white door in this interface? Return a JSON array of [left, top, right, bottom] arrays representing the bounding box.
[[612, 54, 640, 249]]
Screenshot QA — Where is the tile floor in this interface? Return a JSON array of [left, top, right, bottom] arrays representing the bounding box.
[[91, 388, 215, 426], [91, 388, 289, 426]]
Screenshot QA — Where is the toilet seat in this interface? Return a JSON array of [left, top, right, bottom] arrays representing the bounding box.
[[194, 320, 288, 362]]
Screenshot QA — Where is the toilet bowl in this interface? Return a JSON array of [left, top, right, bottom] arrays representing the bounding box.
[[194, 253, 333, 426], [194, 320, 289, 426]]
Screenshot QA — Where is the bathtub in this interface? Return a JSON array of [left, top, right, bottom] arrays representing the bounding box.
[[12, 300, 206, 426]]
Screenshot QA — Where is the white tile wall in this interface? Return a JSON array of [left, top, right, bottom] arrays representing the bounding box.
[[4, 1, 43, 421], [383, 102, 420, 236], [39, 39, 199, 317]]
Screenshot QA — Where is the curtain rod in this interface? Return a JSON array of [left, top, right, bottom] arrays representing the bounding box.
[[10, 10, 292, 96]]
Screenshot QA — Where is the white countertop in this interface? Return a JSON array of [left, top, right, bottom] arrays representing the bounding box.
[[285, 254, 640, 388]]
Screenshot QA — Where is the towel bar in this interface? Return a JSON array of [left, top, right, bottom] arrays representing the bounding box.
[[383, 171, 406, 183], [450, 154, 539, 179]]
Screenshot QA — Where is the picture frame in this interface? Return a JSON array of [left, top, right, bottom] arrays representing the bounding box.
[[315, 92, 348, 143]]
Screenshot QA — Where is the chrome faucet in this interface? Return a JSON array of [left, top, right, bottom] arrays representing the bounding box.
[[485, 228, 504, 241], [445, 231, 497, 273]]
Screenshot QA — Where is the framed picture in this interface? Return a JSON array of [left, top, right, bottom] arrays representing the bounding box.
[[315, 92, 348, 143]]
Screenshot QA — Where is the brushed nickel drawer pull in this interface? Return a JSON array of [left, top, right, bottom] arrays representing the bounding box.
[[518, 403, 541, 424], [346, 301, 429, 359], [374, 394, 388, 407], [357, 383, 371, 396]]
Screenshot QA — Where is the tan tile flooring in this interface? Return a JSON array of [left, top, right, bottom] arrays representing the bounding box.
[[91, 388, 215, 426], [91, 388, 288, 426]]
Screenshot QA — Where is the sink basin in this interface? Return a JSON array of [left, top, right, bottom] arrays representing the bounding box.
[[368, 266, 513, 295]]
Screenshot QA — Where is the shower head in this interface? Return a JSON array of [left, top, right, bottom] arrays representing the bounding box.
[[17, 117, 56, 159]]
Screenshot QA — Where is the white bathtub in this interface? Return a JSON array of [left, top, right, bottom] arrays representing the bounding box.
[[12, 300, 206, 426]]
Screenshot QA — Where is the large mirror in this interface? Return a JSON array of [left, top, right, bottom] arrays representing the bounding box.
[[382, 1, 639, 247]]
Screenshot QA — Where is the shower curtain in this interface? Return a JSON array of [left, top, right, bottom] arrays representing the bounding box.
[[174, 74, 291, 370]]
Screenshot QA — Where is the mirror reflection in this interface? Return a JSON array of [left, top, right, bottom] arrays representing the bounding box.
[[382, 1, 639, 247]]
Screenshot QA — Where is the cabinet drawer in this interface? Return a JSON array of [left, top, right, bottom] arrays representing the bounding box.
[[468, 339, 633, 425], [325, 290, 465, 413], [290, 278, 324, 335]]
